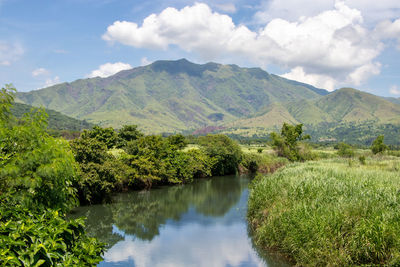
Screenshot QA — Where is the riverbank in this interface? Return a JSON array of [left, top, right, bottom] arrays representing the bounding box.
[[248, 156, 400, 266]]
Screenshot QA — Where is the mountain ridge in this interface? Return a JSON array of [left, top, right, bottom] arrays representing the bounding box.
[[16, 59, 327, 132]]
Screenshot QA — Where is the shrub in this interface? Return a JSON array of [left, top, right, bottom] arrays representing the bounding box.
[[117, 125, 143, 147], [359, 155, 366, 165], [337, 142, 355, 157], [371, 135, 388, 154], [0, 202, 104, 266], [270, 123, 310, 161], [81, 126, 118, 149], [198, 134, 243, 176], [1, 87, 78, 212]]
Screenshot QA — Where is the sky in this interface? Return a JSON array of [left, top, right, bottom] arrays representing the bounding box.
[[0, 0, 400, 96]]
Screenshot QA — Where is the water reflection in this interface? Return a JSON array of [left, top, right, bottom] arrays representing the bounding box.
[[69, 175, 287, 266]]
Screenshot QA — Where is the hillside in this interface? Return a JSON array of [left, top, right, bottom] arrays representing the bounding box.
[[16, 59, 327, 133], [11, 102, 94, 132], [222, 88, 400, 144]]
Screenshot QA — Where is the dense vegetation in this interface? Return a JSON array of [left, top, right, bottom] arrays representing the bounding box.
[[0, 85, 105, 265], [11, 102, 93, 139], [69, 125, 251, 204], [248, 155, 400, 266], [269, 123, 311, 161], [16, 59, 326, 132]]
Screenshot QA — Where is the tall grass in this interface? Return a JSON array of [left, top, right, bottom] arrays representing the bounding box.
[[248, 157, 400, 266]]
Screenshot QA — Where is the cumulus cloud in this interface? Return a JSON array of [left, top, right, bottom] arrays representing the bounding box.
[[87, 62, 132, 78], [0, 41, 23, 66], [102, 2, 396, 90], [282, 67, 337, 91], [32, 68, 50, 77], [374, 18, 400, 49], [44, 76, 60, 88], [31, 67, 61, 89], [254, 0, 400, 24], [389, 85, 400, 95], [214, 3, 236, 13], [140, 57, 152, 66]]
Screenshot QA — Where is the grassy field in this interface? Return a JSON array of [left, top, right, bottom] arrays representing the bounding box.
[[248, 155, 400, 266]]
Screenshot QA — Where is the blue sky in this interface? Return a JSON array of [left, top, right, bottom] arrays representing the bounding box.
[[1, 0, 399, 96]]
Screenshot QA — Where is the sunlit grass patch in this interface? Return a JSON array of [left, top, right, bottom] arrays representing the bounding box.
[[248, 158, 400, 266]]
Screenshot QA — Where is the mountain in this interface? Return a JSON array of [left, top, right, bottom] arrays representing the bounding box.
[[16, 59, 327, 133], [222, 88, 400, 144], [11, 102, 94, 132], [385, 97, 400, 105]]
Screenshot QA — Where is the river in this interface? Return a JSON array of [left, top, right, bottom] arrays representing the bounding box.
[[69, 175, 288, 267]]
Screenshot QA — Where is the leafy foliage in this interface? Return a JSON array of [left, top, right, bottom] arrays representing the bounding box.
[[0, 202, 104, 266], [11, 102, 93, 132], [70, 131, 124, 204], [1, 87, 77, 212], [0, 85, 104, 265], [198, 134, 243, 175], [371, 135, 388, 154], [270, 123, 310, 161], [81, 126, 118, 149], [337, 142, 355, 158], [117, 124, 143, 147]]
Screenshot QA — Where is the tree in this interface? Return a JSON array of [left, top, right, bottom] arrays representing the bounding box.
[[0, 84, 105, 266], [81, 126, 118, 149], [337, 142, 354, 158], [198, 134, 243, 176], [371, 135, 388, 154], [270, 123, 310, 161], [117, 125, 143, 147], [0, 85, 78, 211]]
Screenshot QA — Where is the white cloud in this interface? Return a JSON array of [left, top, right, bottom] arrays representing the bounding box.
[[214, 3, 236, 13], [104, 223, 265, 267], [389, 85, 400, 95], [347, 62, 381, 86], [103, 2, 395, 90], [254, 0, 400, 24], [140, 57, 152, 66], [282, 66, 337, 91], [44, 76, 60, 88], [32, 68, 50, 77], [374, 18, 400, 49], [87, 62, 132, 78], [0, 41, 23, 66]]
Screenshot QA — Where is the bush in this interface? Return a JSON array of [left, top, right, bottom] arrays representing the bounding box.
[[117, 125, 143, 147], [337, 142, 355, 157], [0, 202, 104, 266], [241, 153, 263, 173], [81, 126, 118, 149], [70, 135, 124, 204], [371, 135, 388, 154], [198, 134, 243, 176], [1, 87, 78, 212], [359, 155, 366, 165], [270, 123, 311, 161]]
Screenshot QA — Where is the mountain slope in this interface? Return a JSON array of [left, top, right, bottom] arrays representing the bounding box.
[[16, 59, 326, 132], [11, 102, 94, 131], [222, 87, 400, 137], [313, 88, 400, 123]]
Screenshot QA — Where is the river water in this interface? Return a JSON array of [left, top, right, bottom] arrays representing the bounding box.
[[69, 175, 288, 267]]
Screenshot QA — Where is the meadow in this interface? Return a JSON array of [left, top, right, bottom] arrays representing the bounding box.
[[248, 154, 400, 266]]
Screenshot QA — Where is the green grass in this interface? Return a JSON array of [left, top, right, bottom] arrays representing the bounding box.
[[248, 156, 400, 266]]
